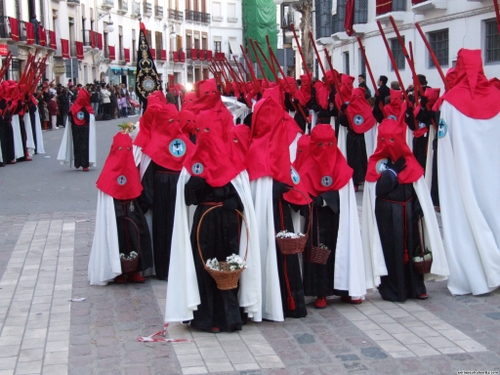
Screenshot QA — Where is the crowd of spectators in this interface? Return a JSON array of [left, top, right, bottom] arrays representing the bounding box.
[[36, 80, 140, 130]]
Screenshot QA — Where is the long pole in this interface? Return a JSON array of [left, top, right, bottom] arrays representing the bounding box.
[[494, 0, 500, 35], [240, 44, 261, 93], [389, 16, 425, 98], [290, 23, 310, 77], [249, 38, 269, 83], [376, 20, 411, 105], [415, 22, 450, 91], [323, 49, 342, 103], [308, 31, 330, 90], [356, 37, 379, 97]]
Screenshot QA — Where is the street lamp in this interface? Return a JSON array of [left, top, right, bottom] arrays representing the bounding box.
[[98, 12, 114, 33]]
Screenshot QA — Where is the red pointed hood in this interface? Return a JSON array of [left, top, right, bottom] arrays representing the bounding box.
[[96, 132, 143, 200], [366, 118, 423, 184], [142, 103, 194, 171], [70, 89, 94, 125], [441, 49, 500, 119], [294, 125, 352, 195], [346, 88, 377, 133], [134, 90, 167, 148]]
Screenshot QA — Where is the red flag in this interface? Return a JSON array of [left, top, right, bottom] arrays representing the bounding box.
[[90, 30, 96, 48], [344, 0, 355, 37], [376, 0, 392, 16], [97, 33, 103, 50], [61, 39, 70, 59], [109, 45, 116, 60], [39, 26, 46, 46], [76, 41, 84, 60], [160, 49, 167, 60], [124, 48, 130, 62], [150, 48, 156, 59]]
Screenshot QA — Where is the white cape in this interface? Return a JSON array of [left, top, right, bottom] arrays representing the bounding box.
[[335, 180, 367, 297], [57, 115, 97, 167], [33, 108, 45, 154], [165, 169, 262, 323], [438, 101, 500, 295], [361, 177, 449, 289], [22, 113, 35, 157], [88, 191, 121, 285], [11, 115, 25, 159]]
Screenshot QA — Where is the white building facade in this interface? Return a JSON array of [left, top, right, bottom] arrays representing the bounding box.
[[0, 0, 244, 88], [314, 0, 499, 93]]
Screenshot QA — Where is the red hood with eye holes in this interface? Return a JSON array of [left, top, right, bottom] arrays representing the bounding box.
[[96, 132, 143, 200], [366, 118, 423, 184], [142, 103, 194, 171]]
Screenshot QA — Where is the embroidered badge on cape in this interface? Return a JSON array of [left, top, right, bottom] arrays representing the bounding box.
[[437, 119, 447, 139], [192, 163, 204, 175], [376, 158, 389, 174], [169, 139, 187, 157], [291, 167, 300, 185], [321, 176, 333, 187], [117, 175, 127, 185]]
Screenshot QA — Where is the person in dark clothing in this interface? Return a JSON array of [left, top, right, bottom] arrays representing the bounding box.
[[358, 74, 372, 99], [375, 75, 390, 109]]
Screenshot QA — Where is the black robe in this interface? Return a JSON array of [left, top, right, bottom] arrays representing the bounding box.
[[139, 162, 179, 280], [273, 182, 307, 318], [302, 191, 349, 298], [339, 112, 367, 186], [70, 109, 90, 169], [185, 176, 245, 332], [375, 171, 426, 302], [114, 198, 153, 273]]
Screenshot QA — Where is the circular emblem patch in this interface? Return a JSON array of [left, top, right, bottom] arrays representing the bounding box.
[[290, 167, 300, 185], [437, 119, 447, 139], [77, 111, 85, 120], [376, 158, 389, 174], [387, 115, 397, 121], [353, 114, 364, 126], [418, 122, 426, 129], [142, 77, 156, 92], [117, 175, 127, 185], [169, 139, 186, 157], [321, 176, 333, 187], [192, 163, 204, 175]]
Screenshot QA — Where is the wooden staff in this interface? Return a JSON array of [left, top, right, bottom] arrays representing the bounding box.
[[323, 49, 343, 103], [494, 0, 500, 35], [232, 56, 246, 82], [389, 16, 425, 98], [415, 22, 450, 91], [409, 41, 418, 105], [249, 38, 269, 83], [290, 23, 310, 77], [308, 31, 330, 90], [240, 44, 261, 93], [257, 38, 309, 121], [376, 20, 411, 105], [356, 37, 379, 97]]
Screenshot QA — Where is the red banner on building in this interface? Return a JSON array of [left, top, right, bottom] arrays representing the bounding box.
[[25, 22, 34, 44], [109, 45, 116, 60], [8, 17, 19, 41], [344, 0, 355, 36], [0, 44, 9, 56], [124, 48, 130, 62], [76, 41, 84, 60], [206, 50, 212, 61], [97, 33, 103, 50], [160, 49, 167, 60], [376, 0, 392, 15], [49, 30, 57, 49], [151, 48, 156, 59], [61, 39, 70, 58], [39, 26, 47, 46]]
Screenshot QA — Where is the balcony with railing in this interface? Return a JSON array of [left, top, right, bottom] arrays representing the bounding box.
[[194, 11, 202, 22], [102, 0, 114, 10], [155, 5, 163, 18], [67, 0, 81, 5], [0, 17, 55, 49], [143, 2, 153, 15], [375, 0, 406, 22], [132, 2, 141, 17], [201, 13, 210, 24], [118, 0, 129, 13], [411, 0, 447, 14], [185, 10, 195, 21]]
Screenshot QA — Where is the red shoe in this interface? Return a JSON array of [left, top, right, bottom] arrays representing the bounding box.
[[114, 274, 128, 284], [341, 296, 362, 304], [314, 296, 327, 309], [210, 326, 220, 333], [7, 160, 16, 165], [25, 157, 32, 161], [417, 293, 428, 300], [128, 272, 146, 283], [82, 167, 89, 172]]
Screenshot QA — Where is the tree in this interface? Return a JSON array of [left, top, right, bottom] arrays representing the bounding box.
[[293, 0, 314, 74]]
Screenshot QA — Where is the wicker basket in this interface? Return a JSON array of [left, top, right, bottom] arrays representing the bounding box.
[[120, 217, 141, 274], [197, 205, 249, 291], [413, 250, 433, 275], [308, 245, 331, 265], [275, 188, 311, 255], [121, 257, 140, 274]]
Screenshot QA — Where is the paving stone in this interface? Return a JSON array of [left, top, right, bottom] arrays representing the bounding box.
[[360, 347, 388, 360], [294, 333, 315, 345], [335, 354, 360, 361]]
